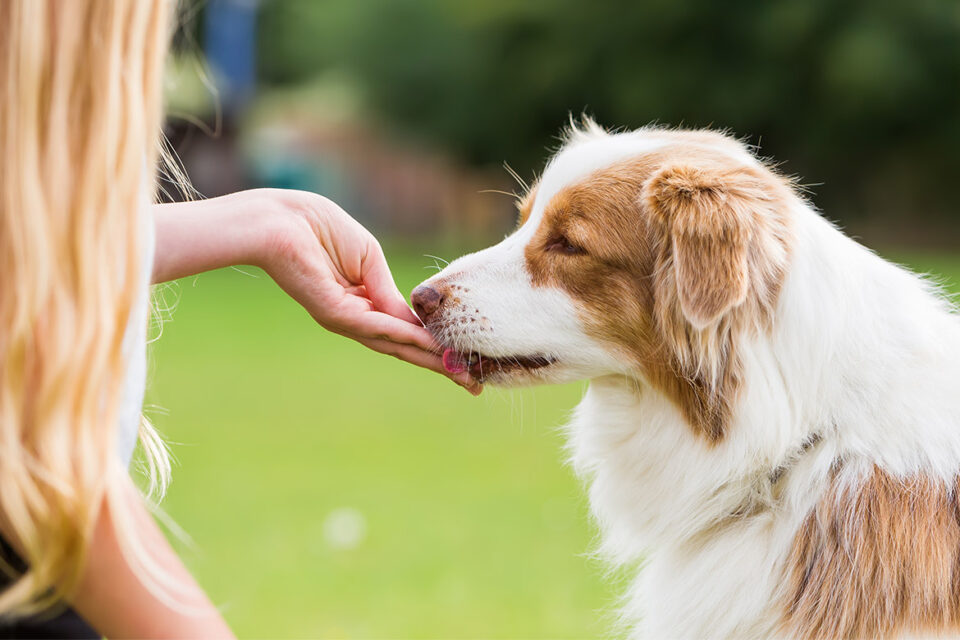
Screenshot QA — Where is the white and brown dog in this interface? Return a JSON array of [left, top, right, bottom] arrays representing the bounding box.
[[412, 120, 960, 639]]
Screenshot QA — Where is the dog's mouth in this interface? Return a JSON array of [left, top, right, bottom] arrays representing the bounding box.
[[441, 348, 555, 381]]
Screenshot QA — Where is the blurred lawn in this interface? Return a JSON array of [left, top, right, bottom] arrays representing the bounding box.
[[145, 248, 960, 639]]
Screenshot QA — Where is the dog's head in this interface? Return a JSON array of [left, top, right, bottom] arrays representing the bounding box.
[[414, 121, 794, 440]]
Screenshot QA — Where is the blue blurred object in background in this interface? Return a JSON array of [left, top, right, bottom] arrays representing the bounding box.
[[204, 0, 258, 116]]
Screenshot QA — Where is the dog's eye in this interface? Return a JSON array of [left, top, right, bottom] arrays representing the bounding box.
[[545, 234, 585, 255]]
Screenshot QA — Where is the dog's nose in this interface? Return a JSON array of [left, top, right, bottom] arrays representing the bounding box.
[[411, 284, 445, 321]]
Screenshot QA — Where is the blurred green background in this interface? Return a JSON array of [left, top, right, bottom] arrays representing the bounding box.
[[152, 0, 960, 637]]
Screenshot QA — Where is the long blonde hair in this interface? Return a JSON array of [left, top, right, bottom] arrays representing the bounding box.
[[0, 0, 175, 616]]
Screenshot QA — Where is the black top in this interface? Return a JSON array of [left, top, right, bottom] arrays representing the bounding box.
[[0, 537, 99, 639]]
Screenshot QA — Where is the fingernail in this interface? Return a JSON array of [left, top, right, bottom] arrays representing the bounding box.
[[453, 376, 481, 396], [458, 379, 482, 396]]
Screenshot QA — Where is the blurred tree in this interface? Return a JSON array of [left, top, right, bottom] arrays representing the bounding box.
[[257, 0, 960, 225]]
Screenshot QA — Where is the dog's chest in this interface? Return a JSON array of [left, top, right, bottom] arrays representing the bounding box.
[[566, 383, 795, 638]]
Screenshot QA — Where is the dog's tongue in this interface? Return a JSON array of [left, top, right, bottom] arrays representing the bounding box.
[[442, 348, 469, 374]]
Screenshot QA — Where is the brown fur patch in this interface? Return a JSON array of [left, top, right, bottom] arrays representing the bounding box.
[[784, 466, 960, 639], [524, 138, 792, 441]]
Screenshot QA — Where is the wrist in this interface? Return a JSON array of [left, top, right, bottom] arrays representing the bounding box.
[[244, 189, 319, 276], [152, 188, 320, 283]]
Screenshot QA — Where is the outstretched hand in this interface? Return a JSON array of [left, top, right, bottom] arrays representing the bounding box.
[[259, 190, 482, 395]]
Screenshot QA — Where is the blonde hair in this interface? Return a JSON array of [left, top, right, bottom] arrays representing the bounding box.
[[0, 0, 175, 616]]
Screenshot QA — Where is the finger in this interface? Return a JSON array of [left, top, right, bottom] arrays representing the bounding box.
[[322, 290, 375, 317], [354, 337, 482, 395], [344, 285, 367, 297], [360, 243, 423, 325], [344, 310, 441, 351]]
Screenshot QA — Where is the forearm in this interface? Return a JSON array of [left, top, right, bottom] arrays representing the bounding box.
[[70, 477, 234, 639], [152, 190, 292, 283]]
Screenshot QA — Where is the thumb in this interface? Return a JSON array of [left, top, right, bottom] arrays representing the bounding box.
[[361, 243, 423, 325]]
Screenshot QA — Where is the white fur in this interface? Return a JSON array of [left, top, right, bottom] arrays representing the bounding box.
[[418, 125, 960, 639]]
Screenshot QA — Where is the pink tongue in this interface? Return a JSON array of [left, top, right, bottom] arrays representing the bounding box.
[[442, 348, 469, 374]]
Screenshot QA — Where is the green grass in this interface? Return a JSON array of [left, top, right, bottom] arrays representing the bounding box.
[[145, 249, 960, 639]]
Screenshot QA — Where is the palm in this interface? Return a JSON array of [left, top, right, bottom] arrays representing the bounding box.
[[264, 193, 480, 395]]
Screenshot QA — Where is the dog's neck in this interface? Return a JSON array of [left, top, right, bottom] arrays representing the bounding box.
[[566, 374, 815, 560]]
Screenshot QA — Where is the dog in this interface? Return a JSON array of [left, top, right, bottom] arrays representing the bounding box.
[[411, 119, 960, 639]]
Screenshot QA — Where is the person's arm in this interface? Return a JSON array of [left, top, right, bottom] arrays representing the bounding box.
[[69, 475, 234, 639], [152, 189, 480, 394]]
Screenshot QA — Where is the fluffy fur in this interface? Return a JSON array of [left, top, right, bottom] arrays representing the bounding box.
[[412, 120, 960, 639]]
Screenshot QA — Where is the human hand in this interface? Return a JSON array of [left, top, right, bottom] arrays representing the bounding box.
[[254, 190, 482, 395]]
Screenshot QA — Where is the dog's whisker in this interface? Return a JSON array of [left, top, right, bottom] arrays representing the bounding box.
[[478, 188, 519, 198], [503, 161, 529, 192], [423, 254, 449, 267]]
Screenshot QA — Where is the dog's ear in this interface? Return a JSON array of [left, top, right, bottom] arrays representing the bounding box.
[[643, 164, 764, 329]]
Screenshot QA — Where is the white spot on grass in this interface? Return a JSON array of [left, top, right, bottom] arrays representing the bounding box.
[[323, 507, 367, 550]]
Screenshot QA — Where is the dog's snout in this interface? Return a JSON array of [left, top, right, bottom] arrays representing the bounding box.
[[411, 284, 445, 321]]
